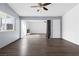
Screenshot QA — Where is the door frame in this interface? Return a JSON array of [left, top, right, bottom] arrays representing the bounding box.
[[19, 16, 62, 39]]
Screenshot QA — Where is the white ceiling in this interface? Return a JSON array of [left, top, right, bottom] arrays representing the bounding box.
[[8, 3, 78, 16]]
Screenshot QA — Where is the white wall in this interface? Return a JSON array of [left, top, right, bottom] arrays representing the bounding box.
[[28, 21, 47, 34], [51, 19, 61, 38], [0, 19, 1, 27], [62, 4, 79, 45], [0, 4, 20, 48], [24, 20, 47, 33], [0, 18, 20, 48], [21, 20, 27, 38]]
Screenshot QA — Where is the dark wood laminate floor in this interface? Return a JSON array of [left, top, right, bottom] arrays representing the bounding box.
[[0, 34, 79, 56]]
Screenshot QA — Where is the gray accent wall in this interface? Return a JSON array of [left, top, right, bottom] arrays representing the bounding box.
[[0, 3, 20, 48], [20, 16, 61, 20]]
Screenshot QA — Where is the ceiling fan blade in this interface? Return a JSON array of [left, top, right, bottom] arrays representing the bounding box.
[[30, 6, 39, 7], [43, 7, 48, 11], [43, 3, 51, 6]]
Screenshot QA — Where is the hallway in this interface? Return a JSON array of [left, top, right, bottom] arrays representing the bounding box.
[[0, 34, 79, 56]]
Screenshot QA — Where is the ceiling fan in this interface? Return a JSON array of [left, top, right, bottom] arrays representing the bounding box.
[[30, 3, 51, 12]]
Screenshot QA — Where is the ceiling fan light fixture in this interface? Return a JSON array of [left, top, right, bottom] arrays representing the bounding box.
[[37, 9, 39, 12], [30, 3, 51, 12]]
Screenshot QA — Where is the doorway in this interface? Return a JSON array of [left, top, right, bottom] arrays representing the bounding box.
[[21, 20, 48, 39]]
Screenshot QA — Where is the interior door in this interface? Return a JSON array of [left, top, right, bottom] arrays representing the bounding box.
[[51, 19, 61, 38], [47, 20, 51, 39]]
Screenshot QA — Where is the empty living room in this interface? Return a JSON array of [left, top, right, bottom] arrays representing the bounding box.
[[0, 1, 79, 57]]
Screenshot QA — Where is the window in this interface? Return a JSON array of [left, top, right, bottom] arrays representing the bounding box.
[[0, 12, 16, 32]]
